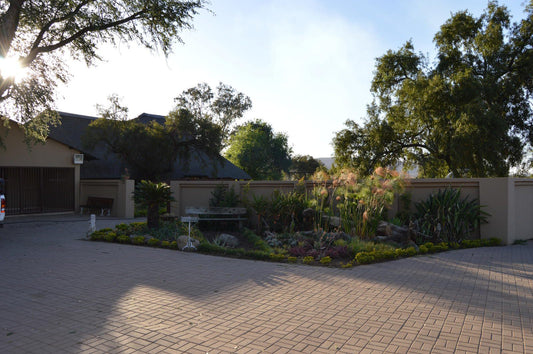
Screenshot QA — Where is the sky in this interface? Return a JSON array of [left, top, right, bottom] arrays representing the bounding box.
[[56, 0, 527, 159]]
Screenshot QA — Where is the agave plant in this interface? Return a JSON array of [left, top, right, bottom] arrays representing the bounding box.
[[413, 188, 489, 243], [133, 180, 174, 229]]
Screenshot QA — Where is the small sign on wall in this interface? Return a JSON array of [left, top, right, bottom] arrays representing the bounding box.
[[73, 154, 84, 164]]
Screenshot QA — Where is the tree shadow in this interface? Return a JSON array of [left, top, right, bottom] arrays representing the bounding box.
[[1, 219, 532, 352]]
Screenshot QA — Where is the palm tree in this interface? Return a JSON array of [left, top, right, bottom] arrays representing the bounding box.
[[133, 180, 174, 229]]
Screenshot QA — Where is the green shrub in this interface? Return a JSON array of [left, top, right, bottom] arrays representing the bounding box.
[[423, 242, 435, 252], [116, 235, 131, 244], [161, 240, 170, 248], [269, 253, 286, 261], [104, 232, 117, 242], [484, 238, 502, 246], [169, 241, 178, 249], [448, 242, 460, 249], [341, 262, 353, 268], [129, 222, 148, 233], [460, 239, 480, 248], [147, 238, 161, 247], [209, 184, 241, 207], [303, 256, 315, 264], [90, 230, 107, 241], [242, 228, 272, 252], [379, 249, 398, 260], [197, 242, 226, 254], [287, 256, 298, 263], [243, 250, 271, 261], [418, 245, 428, 254], [355, 252, 375, 264], [132, 236, 146, 245], [319, 256, 332, 265], [395, 248, 407, 257]]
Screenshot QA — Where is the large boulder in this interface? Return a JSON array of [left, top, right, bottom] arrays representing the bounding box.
[[216, 233, 239, 248], [177, 235, 200, 250], [375, 221, 418, 249]]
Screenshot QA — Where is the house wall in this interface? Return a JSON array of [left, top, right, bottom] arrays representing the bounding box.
[[0, 122, 81, 211], [170, 178, 533, 245], [80, 179, 134, 218]]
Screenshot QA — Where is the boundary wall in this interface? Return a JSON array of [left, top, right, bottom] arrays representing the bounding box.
[[171, 178, 533, 245]]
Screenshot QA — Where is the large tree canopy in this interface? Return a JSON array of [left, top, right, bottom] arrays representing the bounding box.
[[174, 82, 252, 146], [0, 0, 206, 141], [224, 119, 292, 180], [334, 1, 533, 177]]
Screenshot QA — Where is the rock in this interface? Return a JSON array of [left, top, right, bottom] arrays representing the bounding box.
[[375, 221, 416, 248], [177, 235, 200, 250], [216, 233, 239, 248]]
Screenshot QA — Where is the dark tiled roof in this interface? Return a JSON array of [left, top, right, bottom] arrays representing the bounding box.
[[48, 112, 96, 154], [50, 112, 251, 180], [134, 113, 165, 125]]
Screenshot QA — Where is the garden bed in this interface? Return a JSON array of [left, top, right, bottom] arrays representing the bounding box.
[[88, 220, 502, 268]]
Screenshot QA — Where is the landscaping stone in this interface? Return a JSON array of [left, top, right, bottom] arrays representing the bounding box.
[[217, 233, 239, 248], [375, 221, 418, 249], [177, 235, 200, 250]]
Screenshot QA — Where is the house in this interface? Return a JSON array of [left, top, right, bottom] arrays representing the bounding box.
[[0, 120, 82, 215], [0, 112, 250, 216], [50, 112, 251, 181]]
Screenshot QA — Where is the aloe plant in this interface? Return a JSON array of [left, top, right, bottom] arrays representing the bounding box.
[[413, 188, 489, 243]]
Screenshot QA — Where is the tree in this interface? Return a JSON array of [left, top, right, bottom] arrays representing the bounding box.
[[224, 120, 292, 180], [288, 155, 325, 180], [334, 2, 533, 177], [133, 180, 174, 229], [0, 0, 206, 142], [174, 82, 252, 146], [83, 95, 222, 181]]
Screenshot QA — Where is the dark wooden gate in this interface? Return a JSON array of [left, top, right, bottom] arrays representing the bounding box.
[[0, 167, 75, 215]]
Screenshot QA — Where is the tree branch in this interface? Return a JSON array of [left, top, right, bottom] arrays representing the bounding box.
[[22, 7, 146, 65]]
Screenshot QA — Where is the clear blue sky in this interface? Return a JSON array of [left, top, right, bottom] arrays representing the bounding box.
[[56, 0, 526, 158]]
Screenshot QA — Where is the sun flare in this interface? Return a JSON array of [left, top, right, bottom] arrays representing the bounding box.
[[0, 56, 27, 81]]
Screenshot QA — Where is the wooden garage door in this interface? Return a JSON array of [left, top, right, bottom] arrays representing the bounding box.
[[0, 167, 75, 215]]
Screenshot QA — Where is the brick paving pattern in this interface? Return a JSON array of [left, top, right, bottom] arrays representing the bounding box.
[[1, 217, 533, 353]]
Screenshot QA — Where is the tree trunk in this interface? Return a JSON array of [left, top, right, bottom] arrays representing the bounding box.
[[147, 204, 160, 229]]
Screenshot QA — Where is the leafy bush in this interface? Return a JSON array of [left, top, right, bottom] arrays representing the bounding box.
[[269, 253, 286, 261], [395, 247, 417, 257], [355, 252, 375, 264], [287, 256, 298, 263], [160, 240, 170, 248], [132, 236, 146, 245], [303, 256, 315, 264], [104, 232, 117, 242], [242, 228, 272, 252], [414, 188, 489, 243], [325, 246, 350, 259], [319, 256, 332, 265], [210, 184, 240, 207], [147, 238, 161, 247], [116, 235, 131, 244]]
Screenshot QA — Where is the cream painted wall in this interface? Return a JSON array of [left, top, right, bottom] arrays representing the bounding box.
[[170, 178, 533, 245]]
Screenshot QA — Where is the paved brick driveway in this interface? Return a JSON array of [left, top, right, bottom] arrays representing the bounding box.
[[1, 216, 533, 353]]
